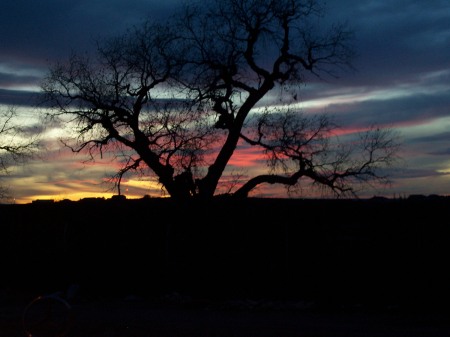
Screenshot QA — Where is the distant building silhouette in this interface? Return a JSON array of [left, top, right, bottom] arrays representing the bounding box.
[[32, 199, 55, 204]]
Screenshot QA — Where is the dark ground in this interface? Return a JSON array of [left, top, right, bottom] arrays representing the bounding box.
[[1, 196, 450, 336], [2, 291, 450, 337]]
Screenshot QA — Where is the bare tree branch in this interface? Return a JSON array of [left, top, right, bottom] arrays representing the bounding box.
[[0, 107, 40, 200], [234, 110, 401, 198]]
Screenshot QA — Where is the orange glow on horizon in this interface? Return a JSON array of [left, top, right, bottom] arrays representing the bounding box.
[[16, 192, 116, 204]]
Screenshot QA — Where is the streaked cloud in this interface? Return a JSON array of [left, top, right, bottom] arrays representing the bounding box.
[[1, 0, 450, 201]]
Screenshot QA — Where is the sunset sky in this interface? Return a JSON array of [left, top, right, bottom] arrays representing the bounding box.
[[0, 0, 449, 203]]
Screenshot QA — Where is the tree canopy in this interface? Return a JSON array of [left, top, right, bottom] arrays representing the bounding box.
[[41, 0, 400, 200]]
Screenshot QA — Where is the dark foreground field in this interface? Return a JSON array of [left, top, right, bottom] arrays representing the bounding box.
[[1, 196, 450, 336]]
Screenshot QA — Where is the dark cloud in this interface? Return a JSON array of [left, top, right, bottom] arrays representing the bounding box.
[[393, 167, 450, 179], [0, 0, 180, 65], [427, 148, 450, 156], [0, 72, 41, 89], [409, 131, 450, 144], [325, 90, 450, 129], [0, 89, 40, 106], [2, 0, 448, 91], [407, 132, 450, 157], [325, 0, 450, 86], [20, 123, 45, 138]]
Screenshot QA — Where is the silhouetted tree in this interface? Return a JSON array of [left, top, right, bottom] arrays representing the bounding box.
[[0, 107, 39, 199], [41, 0, 400, 200]]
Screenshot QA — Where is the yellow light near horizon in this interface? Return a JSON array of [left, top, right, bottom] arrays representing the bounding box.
[[119, 178, 163, 195], [15, 192, 116, 204], [16, 178, 164, 204]]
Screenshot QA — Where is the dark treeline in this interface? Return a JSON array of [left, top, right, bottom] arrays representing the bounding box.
[[1, 197, 450, 309]]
